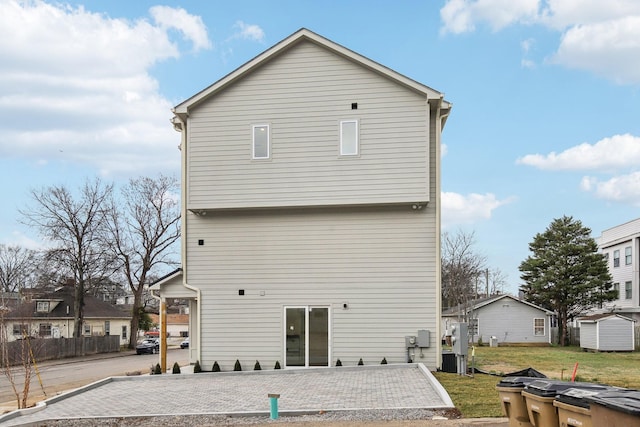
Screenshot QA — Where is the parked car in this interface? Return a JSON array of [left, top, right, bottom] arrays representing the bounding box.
[[180, 337, 189, 349], [136, 338, 159, 355]]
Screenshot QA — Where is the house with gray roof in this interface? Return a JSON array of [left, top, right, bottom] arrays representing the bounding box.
[[2, 285, 131, 345], [442, 294, 554, 346]]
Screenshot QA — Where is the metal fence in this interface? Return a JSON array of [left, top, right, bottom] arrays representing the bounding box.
[[1, 335, 121, 367]]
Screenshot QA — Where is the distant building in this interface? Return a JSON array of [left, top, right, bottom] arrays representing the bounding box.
[[2, 285, 131, 345], [595, 217, 640, 322]]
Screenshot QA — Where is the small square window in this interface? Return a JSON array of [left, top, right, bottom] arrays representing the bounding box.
[[36, 301, 49, 313], [340, 120, 358, 156], [252, 124, 270, 159], [13, 324, 28, 336], [39, 323, 52, 337]]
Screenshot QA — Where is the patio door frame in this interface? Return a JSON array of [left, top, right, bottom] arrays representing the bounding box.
[[283, 305, 331, 368]]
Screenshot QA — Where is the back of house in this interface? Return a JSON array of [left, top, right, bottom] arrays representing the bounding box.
[[167, 29, 451, 371]]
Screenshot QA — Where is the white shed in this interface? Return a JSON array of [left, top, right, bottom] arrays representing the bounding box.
[[579, 313, 636, 351]]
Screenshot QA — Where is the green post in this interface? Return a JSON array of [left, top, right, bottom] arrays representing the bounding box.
[[268, 393, 280, 419]]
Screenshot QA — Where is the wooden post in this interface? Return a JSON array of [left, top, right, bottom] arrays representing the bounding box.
[[161, 299, 167, 373]]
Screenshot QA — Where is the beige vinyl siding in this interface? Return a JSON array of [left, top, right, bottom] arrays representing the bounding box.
[[186, 40, 430, 210], [186, 205, 438, 370]]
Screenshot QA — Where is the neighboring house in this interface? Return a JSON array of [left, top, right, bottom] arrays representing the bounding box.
[[442, 295, 554, 345], [152, 28, 451, 370], [595, 218, 640, 322], [149, 313, 189, 337], [579, 313, 636, 352], [2, 285, 131, 346]]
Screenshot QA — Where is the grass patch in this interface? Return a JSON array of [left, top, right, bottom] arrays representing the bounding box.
[[435, 346, 640, 418], [433, 371, 504, 418]]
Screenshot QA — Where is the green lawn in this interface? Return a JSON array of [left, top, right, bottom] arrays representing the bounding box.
[[434, 346, 640, 418]]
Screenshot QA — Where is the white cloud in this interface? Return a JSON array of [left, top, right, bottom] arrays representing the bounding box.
[[0, 1, 211, 176], [580, 172, 640, 205], [150, 5, 212, 51], [1, 231, 46, 251], [551, 16, 640, 85], [440, 0, 640, 85], [440, 0, 539, 34], [441, 192, 513, 227], [233, 21, 265, 42], [539, 0, 640, 30], [441, 143, 448, 157], [516, 134, 640, 171]]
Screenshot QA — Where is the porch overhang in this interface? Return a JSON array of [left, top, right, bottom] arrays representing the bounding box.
[[149, 269, 196, 299]]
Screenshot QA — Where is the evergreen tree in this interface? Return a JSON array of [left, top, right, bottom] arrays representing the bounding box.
[[519, 216, 615, 345]]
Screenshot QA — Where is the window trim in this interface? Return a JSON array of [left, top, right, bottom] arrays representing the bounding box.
[[36, 301, 49, 313], [625, 246, 632, 265], [613, 250, 620, 267], [252, 124, 270, 160], [39, 323, 52, 337], [625, 281, 632, 300], [533, 318, 545, 336], [340, 119, 359, 156]]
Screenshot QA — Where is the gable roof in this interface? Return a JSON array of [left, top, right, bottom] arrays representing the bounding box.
[[173, 28, 451, 121], [579, 313, 635, 323], [5, 286, 130, 320], [443, 294, 554, 316]]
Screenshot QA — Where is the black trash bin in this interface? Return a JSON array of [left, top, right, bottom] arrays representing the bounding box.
[[496, 377, 538, 427], [585, 389, 640, 427], [521, 380, 610, 427]]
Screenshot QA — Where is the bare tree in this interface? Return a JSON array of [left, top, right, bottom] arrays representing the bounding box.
[[0, 244, 39, 293], [19, 178, 115, 337], [105, 175, 180, 348], [0, 305, 35, 409], [487, 267, 507, 296], [441, 230, 487, 313]]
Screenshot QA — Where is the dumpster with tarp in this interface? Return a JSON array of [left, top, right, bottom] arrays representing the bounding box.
[[553, 387, 611, 427], [585, 389, 640, 427], [496, 377, 538, 427], [521, 380, 611, 427]]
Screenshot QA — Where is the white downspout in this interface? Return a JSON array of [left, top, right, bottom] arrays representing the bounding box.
[[435, 94, 451, 370], [173, 113, 202, 365]]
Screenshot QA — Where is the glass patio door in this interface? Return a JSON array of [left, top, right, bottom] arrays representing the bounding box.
[[285, 306, 329, 367]]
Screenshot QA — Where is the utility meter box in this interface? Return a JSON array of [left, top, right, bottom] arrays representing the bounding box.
[[405, 335, 417, 348], [417, 329, 430, 348], [451, 322, 468, 355]]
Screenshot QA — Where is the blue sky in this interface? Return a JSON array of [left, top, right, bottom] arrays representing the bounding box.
[[1, 0, 640, 294]]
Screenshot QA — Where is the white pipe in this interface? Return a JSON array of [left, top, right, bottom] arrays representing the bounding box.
[[173, 113, 202, 365]]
